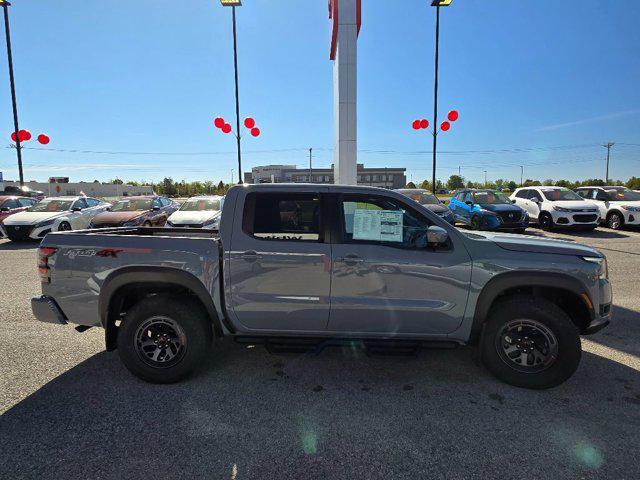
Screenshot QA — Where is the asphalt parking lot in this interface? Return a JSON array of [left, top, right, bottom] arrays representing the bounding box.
[[0, 228, 639, 479]]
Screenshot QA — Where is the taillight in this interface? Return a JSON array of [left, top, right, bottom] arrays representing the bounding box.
[[38, 247, 57, 281]]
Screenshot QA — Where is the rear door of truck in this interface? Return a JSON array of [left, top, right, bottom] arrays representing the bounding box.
[[226, 188, 331, 332]]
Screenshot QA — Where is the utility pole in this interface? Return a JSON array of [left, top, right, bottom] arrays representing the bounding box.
[[520, 165, 523, 187], [484, 170, 487, 187], [309, 148, 313, 182], [603, 143, 614, 184], [430, 4, 441, 195], [2, 1, 24, 186], [458, 165, 461, 176]]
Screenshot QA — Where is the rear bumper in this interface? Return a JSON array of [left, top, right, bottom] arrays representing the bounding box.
[[31, 296, 67, 325]]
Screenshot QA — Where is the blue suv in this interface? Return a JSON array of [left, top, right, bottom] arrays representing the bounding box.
[[449, 189, 529, 233]]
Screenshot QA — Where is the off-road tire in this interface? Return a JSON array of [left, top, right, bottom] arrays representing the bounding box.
[[480, 295, 581, 389], [118, 296, 212, 383]]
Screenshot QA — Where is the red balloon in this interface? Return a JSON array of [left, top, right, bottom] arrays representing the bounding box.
[[221, 123, 232, 134], [244, 117, 255, 129], [420, 119, 429, 129], [37, 134, 50, 145], [440, 121, 451, 132], [412, 120, 421, 130], [214, 117, 225, 129], [447, 110, 459, 122], [18, 129, 31, 141], [250, 127, 260, 137], [10, 131, 17, 142]]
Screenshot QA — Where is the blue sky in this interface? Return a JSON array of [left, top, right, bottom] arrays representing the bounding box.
[[0, 0, 638, 185]]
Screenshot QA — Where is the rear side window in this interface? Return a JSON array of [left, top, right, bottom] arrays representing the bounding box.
[[85, 198, 100, 207], [515, 189, 529, 199], [243, 193, 321, 242]]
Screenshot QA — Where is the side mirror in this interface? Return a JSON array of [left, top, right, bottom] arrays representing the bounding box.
[[427, 225, 449, 246], [0, 207, 9, 212], [465, 201, 473, 206], [511, 199, 516, 204]]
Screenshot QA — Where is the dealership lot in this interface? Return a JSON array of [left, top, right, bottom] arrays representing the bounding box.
[[0, 228, 639, 479]]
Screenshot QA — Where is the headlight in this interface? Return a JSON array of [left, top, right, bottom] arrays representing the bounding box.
[[553, 206, 572, 212], [621, 205, 640, 212], [203, 216, 220, 227], [35, 218, 56, 228], [583, 256, 608, 279]]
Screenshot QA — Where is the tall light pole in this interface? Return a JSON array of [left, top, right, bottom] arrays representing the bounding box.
[[484, 170, 487, 187], [1, 1, 24, 185], [603, 142, 614, 184], [429, 0, 453, 194], [520, 165, 523, 186], [309, 148, 313, 182], [219, 0, 243, 183]]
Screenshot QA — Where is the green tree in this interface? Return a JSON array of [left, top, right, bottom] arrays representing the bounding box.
[[506, 181, 518, 191], [446, 175, 465, 191], [419, 180, 431, 191], [626, 176, 640, 190]]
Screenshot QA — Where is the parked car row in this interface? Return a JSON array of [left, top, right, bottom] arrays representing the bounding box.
[[396, 185, 640, 233], [0, 194, 225, 241]]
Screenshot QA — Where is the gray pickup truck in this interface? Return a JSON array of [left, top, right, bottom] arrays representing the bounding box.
[[32, 184, 612, 389]]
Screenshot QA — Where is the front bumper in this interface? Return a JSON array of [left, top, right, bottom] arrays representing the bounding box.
[[4, 223, 53, 240], [31, 296, 67, 325], [584, 278, 612, 334], [550, 211, 600, 227], [480, 215, 529, 231], [622, 211, 640, 225]]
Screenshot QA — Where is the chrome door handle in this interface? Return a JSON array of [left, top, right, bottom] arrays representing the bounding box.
[[339, 255, 364, 266], [241, 250, 262, 262]]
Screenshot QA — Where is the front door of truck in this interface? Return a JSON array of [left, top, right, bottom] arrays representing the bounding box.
[[228, 190, 331, 332], [327, 194, 472, 335]]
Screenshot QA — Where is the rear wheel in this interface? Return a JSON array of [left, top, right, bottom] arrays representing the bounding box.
[[606, 211, 624, 230], [470, 215, 481, 230], [117, 296, 212, 383], [480, 295, 581, 389], [538, 212, 554, 231]]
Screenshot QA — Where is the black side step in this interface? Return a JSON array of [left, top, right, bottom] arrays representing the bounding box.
[[234, 336, 458, 356]]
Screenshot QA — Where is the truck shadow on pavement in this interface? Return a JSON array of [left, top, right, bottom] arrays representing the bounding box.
[[1, 335, 639, 479], [0, 240, 39, 250], [587, 305, 640, 358]]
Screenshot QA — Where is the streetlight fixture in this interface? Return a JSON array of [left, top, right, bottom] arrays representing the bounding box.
[[219, 0, 243, 183], [0, 0, 25, 185], [428, 0, 453, 194]]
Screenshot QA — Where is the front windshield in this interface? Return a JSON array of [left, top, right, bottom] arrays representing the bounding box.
[[180, 198, 221, 211], [28, 200, 72, 212], [605, 188, 640, 201], [542, 189, 583, 201], [111, 199, 152, 212], [472, 191, 511, 205]]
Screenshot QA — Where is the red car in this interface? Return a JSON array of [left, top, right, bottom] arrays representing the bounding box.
[[89, 195, 179, 228], [0, 196, 38, 237]]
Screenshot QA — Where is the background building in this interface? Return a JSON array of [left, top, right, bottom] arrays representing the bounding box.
[[0, 179, 154, 198], [244, 164, 406, 189]]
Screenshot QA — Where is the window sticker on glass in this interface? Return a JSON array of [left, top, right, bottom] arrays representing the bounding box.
[[353, 209, 403, 242]]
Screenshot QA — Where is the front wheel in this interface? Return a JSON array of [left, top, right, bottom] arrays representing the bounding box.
[[606, 212, 624, 230], [480, 295, 581, 389], [58, 221, 72, 232], [538, 212, 554, 231], [117, 296, 212, 383]]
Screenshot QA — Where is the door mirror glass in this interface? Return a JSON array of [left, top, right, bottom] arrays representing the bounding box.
[[426, 225, 449, 246]]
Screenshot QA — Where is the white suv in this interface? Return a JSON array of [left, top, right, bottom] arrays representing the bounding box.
[[575, 186, 640, 230], [511, 187, 600, 231]]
